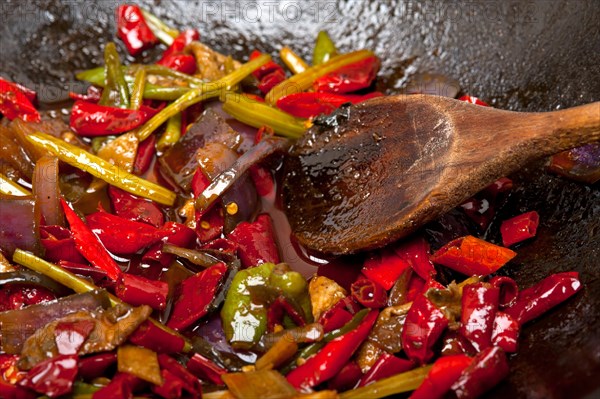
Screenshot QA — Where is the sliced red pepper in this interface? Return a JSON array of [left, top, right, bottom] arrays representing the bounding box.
[[143, 222, 196, 267], [116, 4, 158, 56], [0, 78, 40, 122], [249, 165, 275, 197], [87, 209, 165, 255], [129, 320, 186, 353], [18, 354, 78, 398], [489, 276, 519, 308], [186, 353, 227, 386], [201, 238, 239, 255], [459, 282, 500, 352], [157, 29, 199, 75], [257, 69, 286, 94], [460, 177, 513, 231], [410, 354, 473, 399], [458, 95, 489, 107], [450, 346, 509, 399], [191, 168, 211, 198], [505, 271, 582, 325], [401, 295, 449, 365], [286, 309, 378, 391], [500, 211, 540, 247], [161, 29, 199, 60], [430, 236, 516, 276], [54, 319, 95, 355], [359, 352, 414, 387], [195, 206, 224, 243], [276, 91, 382, 119], [78, 353, 117, 381], [491, 311, 520, 353], [61, 199, 122, 281], [159, 54, 197, 75], [313, 56, 380, 94], [327, 361, 363, 391], [0, 284, 55, 311], [108, 186, 164, 228], [167, 262, 228, 330], [133, 134, 157, 176], [0, 382, 35, 399], [406, 273, 426, 303], [267, 296, 307, 332], [69, 86, 102, 103], [69, 101, 157, 137], [115, 273, 168, 310], [394, 237, 437, 281], [40, 225, 87, 264], [227, 213, 280, 268], [92, 371, 145, 399], [250, 50, 283, 80], [440, 330, 477, 357], [361, 247, 411, 290], [153, 355, 202, 399], [318, 296, 361, 333], [351, 277, 388, 308]]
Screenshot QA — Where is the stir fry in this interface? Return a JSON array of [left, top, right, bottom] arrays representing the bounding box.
[[0, 4, 597, 399]]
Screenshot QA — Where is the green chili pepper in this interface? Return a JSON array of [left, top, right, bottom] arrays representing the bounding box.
[[101, 42, 130, 108], [130, 69, 146, 110], [312, 30, 338, 65], [157, 113, 182, 152], [221, 262, 310, 349]]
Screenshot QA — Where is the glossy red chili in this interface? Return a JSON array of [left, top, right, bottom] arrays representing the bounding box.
[[153, 355, 202, 399], [167, 262, 228, 330], [0, 284, 55, 312], [249, 165, 275, 197], [361, 247, 410, 291], [267, 296, 306, 332], [327, 361, 363, 391], [491, 311, 520, 353], [129, 320, 186, 353], [18, 354, 79, 398], [108, 186, 164, 228], [0, 78, 40, 122], [276, 91, 382, 119], [318, 296, 361, 333], [459, 282, 500, 352], [158, 29, 200, 75], [351, 277, 388, 308], [286, 309, 378, 391], [186, 353, 227, 386], [359, 352, 414, 387], [116, 4, 158, 56], [450, 346, 510, 399], [40, 225, 87, 264], [87, 209, 165, 255], [143, 221, 196, 266], [313, 56, 380, 93], [410, 354, 473, 399], [195, 206, 224, 243], [406, 274, 426, 303], [77, 353, 117, 381], [505, 271, 582, 324], [440, 330, 477, 357], [92, 371, 145, 399], [250, 50, 284, 80], [58, 260, 109, 284], [401, 295, 449, 364], [250, 50, 286, 94], [430, 236, 516, 276], [69, 85, 102, 103], [489, 276, 519, 308], [69, 100, 157, 137], [394, 237, 437, 281], [133, 134, 157, 176], [227, 213, 280, 268], [115, 272, 168, 310], [54, 319, 95, 355], [500, 211, 540, 247], [60, 199, 122, 281], [460, 177, 513, 231], [458, 95, 489, 107]]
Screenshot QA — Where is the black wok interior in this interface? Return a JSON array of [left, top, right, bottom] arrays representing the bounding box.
[[1, 1, 598, 397]]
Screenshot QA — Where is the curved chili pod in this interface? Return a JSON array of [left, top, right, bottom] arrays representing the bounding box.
[[362, 248, 411, 291], [129, 320, 186, 354], [489, 276, 519, 308], [313, 56, 380, 94], [491, 312, 520, 353], [69, 101, 157, 137], [359, 352, 414, 387], [227, 213, 280, 268], [500, 211, 540, 247], [116, 5, 158, 56], [459, 282, 500, 352], [410, 354, 472, 399], [18, 354, 79, 398], [115, 273, 168, 310], [450, 346, 509, 399], [351, 277, 388, 308]]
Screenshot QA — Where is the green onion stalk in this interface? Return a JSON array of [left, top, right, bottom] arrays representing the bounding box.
[[0, 173, 31, 196]]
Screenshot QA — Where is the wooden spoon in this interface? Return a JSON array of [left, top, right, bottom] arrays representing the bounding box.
[[283, 95, 600, 255]]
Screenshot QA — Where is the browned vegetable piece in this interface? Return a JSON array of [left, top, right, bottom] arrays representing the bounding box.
[[255, 333, 298, 370], [188, 41, 241, 81], [222, 369, 297, 399], [0, 194, 42, 257], [33, 156, 65, 226], [368, 302, 412, 354], [0, 124, 33, 179], [308, 275, 347, 321], [117, 344, 163, 385]]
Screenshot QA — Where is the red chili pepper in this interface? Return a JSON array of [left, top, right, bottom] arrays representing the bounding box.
[[78, 353, 117, 381], [406, 274, 426, 303], [440, 330, 477, 357], [500, 211, 540, 247], [186, 353, 227, 386], [108, 186, 164, 228], [152, 369, 186, 399], [491, 311, 520, 353], [420, 277, 445, 295], [87, 209, 165, 255], [167, 262, 228, 330], [227, 213, 280, 268], [0, 382, 35, 399], [201, 238, 239, 255], [361, 248, 410, 290], [129, 320, 186, 353], [153, 355, 202, 399], [195, 206, 224, 243], [157, 29, 199, 75], [276, 91, 382, 119], [258, 69, 286, 94], [143, 222, 196, 267], [250, 50, 283, 80], [460, 177, 513, 231], [359, 352, 414, 387], [394, 237, 437, 281], [69, 86, 102, 103], [505, 271, 582, 325], [18, 354, 79, 398], [318, 296, 361, 333], [267, 296, 307, 332], [190, 169, 211, 198], [459, 282, 500, 352], [162, 29, 199, 59], [58, 260, 109, 284], [69, 101, 158, 137], [489, 276, 519, 308], [401, 295, 449, 365], [54, 319, 95, 355], [249, 165, 275, 197], [351, 277, 388, 308], [286, 310, 378, 391], [314, 56, 380, 94], [92, 371, 145, 399], [0, 78, 40, 122], [450, 346, 510, 399], [61, 199, 122, 281], [116, 4, 158, 56], [409, 354, 472, 399], [133, 134, 157, 176], [40, 225, 87, 264], [430, 236, 516, 276], [458, 95, 489, 107], [115, 273, 168, 310], [0, 284, 55, 311], [327, 361, 363, 391]]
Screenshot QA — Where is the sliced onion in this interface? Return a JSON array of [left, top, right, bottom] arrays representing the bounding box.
[[33, 156, 64, 226], [0, 194, 42, 257]]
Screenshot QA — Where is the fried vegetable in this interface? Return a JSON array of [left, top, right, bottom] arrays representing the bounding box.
[[308, 275, 347, 321], [117, 345, 163, 385]]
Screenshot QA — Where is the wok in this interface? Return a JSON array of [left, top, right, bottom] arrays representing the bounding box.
[[1, 1, 599, 397]]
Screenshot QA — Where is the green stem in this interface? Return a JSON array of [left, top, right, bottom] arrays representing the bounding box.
[[265, 49, 375, 105], [339, 365, 432, 399], [141, 9, 179, 45], [280, 46, 308, 74], [25, 132, 176, 206], [0, 172, 31, 196], [130, 69, 146, 110], [157, 113, 182, 152], [104, 42, 130, 108]]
